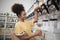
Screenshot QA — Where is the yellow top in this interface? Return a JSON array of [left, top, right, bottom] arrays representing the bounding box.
[[14, 19, 35, 40]]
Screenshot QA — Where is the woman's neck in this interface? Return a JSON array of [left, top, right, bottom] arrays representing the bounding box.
[[20, 19, 24, 22]]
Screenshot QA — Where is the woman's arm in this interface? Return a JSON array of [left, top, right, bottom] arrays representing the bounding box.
[[16, 30, 42, 40], [33, 3, 39, 23], [17, 33, 36, 40]]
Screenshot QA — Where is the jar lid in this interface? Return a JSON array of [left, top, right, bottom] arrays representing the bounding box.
[[42, 20, 48, 22], [50, 19, 57, 21]]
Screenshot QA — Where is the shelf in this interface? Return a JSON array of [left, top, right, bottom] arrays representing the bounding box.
[[0, 34, 4, 35], [5, 34, 11, 35], [0, 13, 18, 40], [0, 28, 5, 29], [7, 22, 16, 24], [5, 28, 14, 29], [0, 29, 4, 35], [5, 38, 11, 40], [7, 16, 17, 18], [0, 15, 6, 17]]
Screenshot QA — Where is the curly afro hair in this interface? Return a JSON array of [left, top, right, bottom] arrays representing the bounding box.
[[12, 3, 25, 17]]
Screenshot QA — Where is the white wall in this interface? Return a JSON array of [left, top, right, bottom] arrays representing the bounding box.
[[0, 0, 34, 16]]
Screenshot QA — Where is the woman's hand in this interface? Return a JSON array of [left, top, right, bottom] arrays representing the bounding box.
[[34, 29, 42, 36], [34, 3, 39, 10]]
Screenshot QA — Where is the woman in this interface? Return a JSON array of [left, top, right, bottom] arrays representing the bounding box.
[[11, 3, 42, 40]]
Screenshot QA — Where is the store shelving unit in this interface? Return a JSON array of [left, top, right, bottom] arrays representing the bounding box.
[[0, 13, 18, 40]]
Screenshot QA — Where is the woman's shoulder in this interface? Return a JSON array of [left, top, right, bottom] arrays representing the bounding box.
[[15, 21, 21, 25]]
